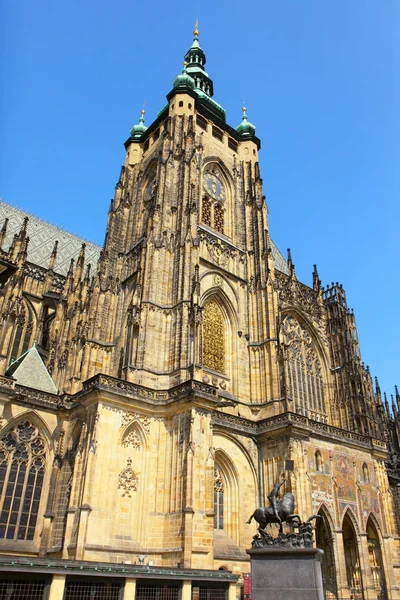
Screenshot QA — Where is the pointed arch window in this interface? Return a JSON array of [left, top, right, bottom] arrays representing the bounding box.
[[202, 171, 227, 235], [202, 300, 225, 373], [0, 421, 46, 541], [10, 300, 35, 363], [362, 463, 369, 483], [282, 315, 326, 418], [214, 468, 224, 530]]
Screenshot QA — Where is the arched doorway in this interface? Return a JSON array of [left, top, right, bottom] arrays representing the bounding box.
[[342, 512, 364, 600], [366, 517, 388, 600], [315, 507, 338, 599]]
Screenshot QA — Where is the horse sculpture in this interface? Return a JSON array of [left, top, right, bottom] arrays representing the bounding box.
[[247, 491, 302, 534]]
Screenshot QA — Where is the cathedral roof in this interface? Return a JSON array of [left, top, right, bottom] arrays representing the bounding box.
[[0, 200, 101, 276], [5, 343, 58, 394]]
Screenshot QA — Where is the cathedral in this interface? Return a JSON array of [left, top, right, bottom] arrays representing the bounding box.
[[0, 26, 399, 600]]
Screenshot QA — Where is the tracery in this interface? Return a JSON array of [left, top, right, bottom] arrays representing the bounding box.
[[0, 421, 46, 541], [282, 315, 326, 418]]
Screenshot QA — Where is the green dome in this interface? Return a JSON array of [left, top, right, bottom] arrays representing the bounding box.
[[130, 111, 148, 140], [173, 65, 195, 90], [236, 108, 256, 138]]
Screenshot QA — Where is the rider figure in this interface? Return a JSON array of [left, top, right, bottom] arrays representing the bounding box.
[[267, 479, 286, 522]]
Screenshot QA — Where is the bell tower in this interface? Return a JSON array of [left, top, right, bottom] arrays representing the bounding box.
[[51, 26, 282, 410]]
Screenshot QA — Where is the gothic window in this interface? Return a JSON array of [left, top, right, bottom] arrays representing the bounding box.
[[10, 300, 35, 363], [214, 468, 224, 529], [282, 315, 326, 418], [202, 171, 227, 235], [202, 196, 212, 227], [202, 300, 225, 373], [315, 450, 323, 473], [0, 421, 46, 541], [214, 204, 224, 234]]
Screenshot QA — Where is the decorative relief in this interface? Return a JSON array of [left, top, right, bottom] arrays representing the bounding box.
[[199, 230, 243, 267], [122, 428, 141, 450], [121, 412, 151, 433], [118, 458, 138, 497]]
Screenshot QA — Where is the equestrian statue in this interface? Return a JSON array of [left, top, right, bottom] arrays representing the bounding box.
[[247, 479, 318, 536]]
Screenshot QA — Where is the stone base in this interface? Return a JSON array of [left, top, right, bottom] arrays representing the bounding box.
[[247, 547, 324, 600]]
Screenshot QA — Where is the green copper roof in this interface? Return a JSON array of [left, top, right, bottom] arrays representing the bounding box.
[[183, 24, 214, 98], [236, 107, 256, 138], [130, 110, 148, 139], [173, 65, 195, 90]]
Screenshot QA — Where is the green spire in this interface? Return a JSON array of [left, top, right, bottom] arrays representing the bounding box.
[[184, 22, 214, 97], [130, 109, 148, 140], [236, 106, 256, 138]]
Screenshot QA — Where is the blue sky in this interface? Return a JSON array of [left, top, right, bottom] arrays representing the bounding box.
[[1, 0, 399, 397]]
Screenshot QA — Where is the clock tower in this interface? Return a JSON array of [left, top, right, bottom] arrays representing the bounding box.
[[77, 24, 283, 410]]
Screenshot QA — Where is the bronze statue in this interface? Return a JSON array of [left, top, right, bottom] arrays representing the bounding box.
[[247, 479, 320, 546]]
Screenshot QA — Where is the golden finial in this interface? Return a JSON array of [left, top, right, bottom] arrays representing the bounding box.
[[183, 60, 188, 68], [242, 106, 247, 113], [193, 19, 199, 37], [141, 109, 145, 116]]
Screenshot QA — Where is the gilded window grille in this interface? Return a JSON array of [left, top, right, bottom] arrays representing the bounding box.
[[203, 301, 225, 373], [0, 421, 46, 541], [214, 204, 224, 234], [282, 315, 326, 418], [202, 196, 212, 227]]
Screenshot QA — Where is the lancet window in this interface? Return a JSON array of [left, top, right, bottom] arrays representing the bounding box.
[[202, 300, 225, 373], [10, 300, 35, 363], [0, 421, 46, 541], [281, 315, 326, 418], [214, 467, 224, 530], [202, 171, 226, 235]]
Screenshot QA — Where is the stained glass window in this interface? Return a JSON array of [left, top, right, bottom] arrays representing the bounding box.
[[203, 301, 225, 373], [282, 315, 326, 417], [0, 421, 46, 541]]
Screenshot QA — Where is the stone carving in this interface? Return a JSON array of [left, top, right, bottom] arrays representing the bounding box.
[[122, 428, 141, 450], [118, 458, 138, 497]]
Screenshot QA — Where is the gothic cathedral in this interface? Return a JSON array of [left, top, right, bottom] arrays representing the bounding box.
[[0, 27, 398, 600]]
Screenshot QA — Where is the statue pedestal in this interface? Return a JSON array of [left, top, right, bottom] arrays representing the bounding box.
[[247, 547, 324, 600]]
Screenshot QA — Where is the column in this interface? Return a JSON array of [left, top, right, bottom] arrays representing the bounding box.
[[48, 575, 66, 600], [228, 582, 237, 600], [181, 580, 192, 600], [123, 578, 137, 600]]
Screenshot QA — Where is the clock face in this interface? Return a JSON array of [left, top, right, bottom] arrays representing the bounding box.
[[144, 179, 156, 202], [203, 173, 225, 202]]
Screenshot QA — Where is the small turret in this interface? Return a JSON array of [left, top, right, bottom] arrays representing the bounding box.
[[236, 106, 256, 139], [130, 110, 148, 140]]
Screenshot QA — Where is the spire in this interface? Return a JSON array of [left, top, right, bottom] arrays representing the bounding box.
[[0, 218, 9, 249], [236, 106, 256, 139], [48, 240, 58, 272], [130, 109, 148, 140], [312, 264, 321, 291], [184, 22, 214, 97]]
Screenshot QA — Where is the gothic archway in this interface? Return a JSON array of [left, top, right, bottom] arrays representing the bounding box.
[[315, 506, 338, 599], [366, 516, 388, 600], [342, 511, 364, 600]]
